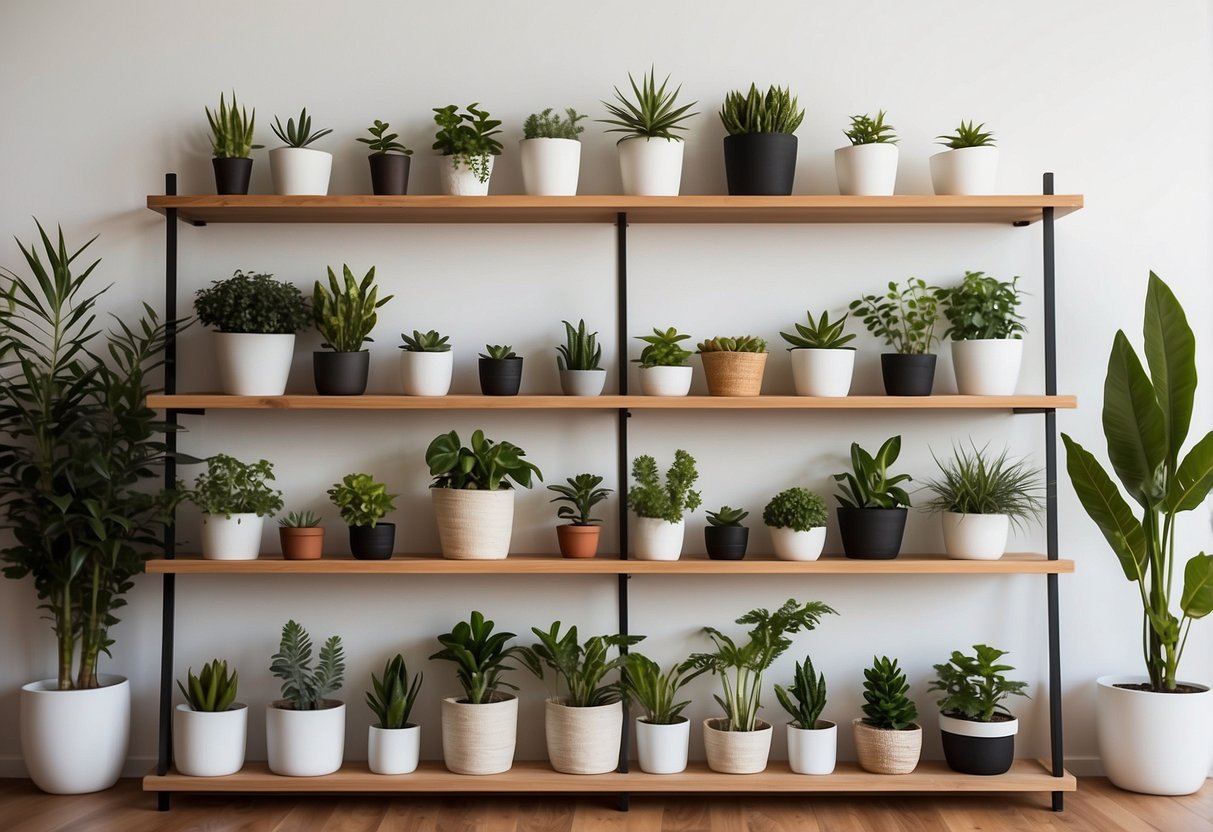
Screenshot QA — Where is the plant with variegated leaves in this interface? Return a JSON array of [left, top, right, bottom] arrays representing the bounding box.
[[313, 264, 393, 353]]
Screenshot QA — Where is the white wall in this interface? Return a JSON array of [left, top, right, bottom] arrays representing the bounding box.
[[1, 0, 1210, 778]]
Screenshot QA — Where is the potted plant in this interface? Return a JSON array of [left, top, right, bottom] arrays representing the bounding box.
[[834, 111, 898, 196], [633, 326, 694, 396], [780, 309, 857, 397], [547, 473, 612, 558], [696, 335, 768, 397], [929, 644, 1028, 776], [775, 656, 835, 775], [833, 436, 913, 559], [189, 454, 283, 560], [518, 621, 643, 774], [762, 487, 828, 562], [432, 103, 502, 196], [520, 108, 586, 195], [268, 107, 333, 195], [194, 269, 311, 396], [266, 620, 346, 777], [704, 505, 749, 560], [849, 278, 940, 396], [853, 655, 921, 775], [327, 473, 397, 560], [173, 659, 246, 777], [920, 443, 1042, 560], [683, 599, 836, 774], [719, 83, 804, 195], [357, 119, 413, 195], [312, 264, 393, 396], [934, 271, 1026, 395], [479, 344, 523, 396], [366, 654, 423, 775], [399, 329, 453, 396], [429, 611, 522, 775], [627, 450, 701, 560], [425, 429, 543, 559], [1063, 273, 1213, 795], [205, 91, 261, 195], [624, 653, 705, 774], [930, 120, 998, 195], [557, 318, 606, 396], [600, 67, 698, 196], [278, 510, 325, 561]]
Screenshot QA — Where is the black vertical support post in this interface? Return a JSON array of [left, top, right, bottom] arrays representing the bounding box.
[[614, 213, 631, 812]]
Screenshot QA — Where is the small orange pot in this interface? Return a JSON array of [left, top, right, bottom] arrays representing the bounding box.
[[280, 527, 325, 560], [556, 525, 601, 558]]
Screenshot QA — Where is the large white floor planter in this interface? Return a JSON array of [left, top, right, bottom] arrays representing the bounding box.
[[703, 718, 772, 774], [520, 138, 580, 195], [20, 675, 129, 794], [173, 703, 247, 777], [941, 512, 1009, 560], [265, 700, 345, 777], [1096, 675, 1213, 795], [635, 717, 690, 774], [834, 143, 898, 196], [400, 350, 454, 396], [930, 146, 999, 195], [441, 695, 518, 775], [269, 147, 333, 195], [950, 338, 1023, 396], [787, 720, 837, 775], [368, 724, 420, 775], [639, 365, 692, 396], [438, 154, 494, 196], [618, 137, 684, 196], [214, 332, 295, 396], [432, 488, 514, 559], [769, 526, 826, 561], [200, 513, 264, 560], [546, 699, 622, 775], [632, 516, 685, 561], [789, 348, 855, 397]]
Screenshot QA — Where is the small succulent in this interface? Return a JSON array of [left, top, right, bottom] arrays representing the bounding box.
[[844, 111, 897, 145], [696, 336, 768, 354], [719, 84, 804, 135], [547, 473, 612, 526], [780, 310, 856, 350], [278, 510, 321, 528], [271, 108, 332, 149], [177, 659, 239, 712], [400, 330, 452, 352], [357, 119, 413, 155], [633, 327, 693, 368], [480, 344, 518, 360], [205, 91, 261, 159], [936, 120, 996, 149], [706, 506, 749, 527], [861, 655, 918, 731]]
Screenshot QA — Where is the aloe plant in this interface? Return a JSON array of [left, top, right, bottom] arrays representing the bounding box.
[[313, 265, 393, 353], [205, 91, 261, 158], [600, 67, 698, 141], [178, 659, 239, 712], [936, 120, 996, 149], [278, 510, 321, 528], [480, 344, 517, 360], [270, 108, 332, 149], [844, 111, 897, 145], [270, 620, 345, 711], [706, 506, 748, 527], [366, 654, 423, 729], [719, 84, 804, 135], [780, 310, 856, 350], [556, 319, 603, 371], [774, 656, 826, 729], [399, 329, 451, 352]]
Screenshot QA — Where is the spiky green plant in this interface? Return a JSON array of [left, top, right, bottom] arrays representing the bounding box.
[[523, 108, 586, 140], [861, 655, 918, 730], [429, 610, 520, 704], [920, 443, 1043, 526], [278, 510, 321, 528], [696, 336, 768, 353], [517, 621, 644, 707], [624, 653, 705, 724], [312, 264, 393, 353], [600, 67, 699, 141], [366, 654, 423, 729], [633, 327, 693, 368], [480, 344, 517, 360], [936, 120, 996, 148], [357, 120, 412, 155], [556, 319, 603, 371], [399, 329, 451, 352], [774, 656, 827, 729], [781, 310, 856, 350], [834, 435, 913, 509], [205, 91, 261, 159], [844, 111, 897, 145], [719, 84, 804, 135], [178, 659, 239, 712], [270, 108, 332, 148], [270, 619, 345, 711], [627, 450, 702, 523], [547, 473, 612, 526], [929, 644, 1028, 723], [762, 487, 827, 531], [706, 506, 748, 527], [190, 454, 283, 518]]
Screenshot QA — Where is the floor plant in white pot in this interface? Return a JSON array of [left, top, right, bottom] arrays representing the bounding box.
[[366, 654, 423, 775], [312, 264, 393, 396], [834, 110, 898, 196], [623, 653, 705, 774], [557, 318, 607, 396], [269, 107, 333, 195], [930, 120, 998, 195], [399, 329, 453, 396], [432, 103, 502, 195], [188, 454, 283, 560], [520, 108, 586, 195], [174, 659, 246, 777], [774, 656, 835, 775], [600, 68, 698, 196], [762, 487, 828, 561], [935, 271, 1026, 395], [633, 326, 695, 396], [266, 620, 346, 777], [853, 656, 921, 775], [781, 309, 857, 397], [928, 644, 1028, 776], [627, 449, 701, 560]]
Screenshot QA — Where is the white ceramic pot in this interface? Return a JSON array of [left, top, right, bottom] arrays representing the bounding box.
[[638, 365, 692, 396], [401, 350, 454, 396], [368, 723, 420, 775], [200, 513, 264, 560], [633, 516, 685, 561], [545, 699, 622, 775], [834, 143, 899, 196], [950, 338, 1023, 396], [618, 137, 685, 196], [787, 720, 837, 775], [559, 369, 606, 396], [519, 138, 581, 196], [942, 512, 1009, 560], [269, 147, 333, 195], [769, 526, 826, 561], [438, 154, 494, 196], [703, 718, 772, 774], [432, 488, 514, 559], [789, 348, 855, 397], [1096, 675, 1213, 795], [173, 703, 247, 777], [20, 675, 129, 794], [635, 717, 690, 774], [441, 695, 518, 775], [214, 332, 295, 396], [930, 146, 999, 195], [265, 700, 345, 777]]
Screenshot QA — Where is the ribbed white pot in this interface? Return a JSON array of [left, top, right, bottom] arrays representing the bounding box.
[[950, 338, 1023, 395], [438, 154, 494, 196], [635, 717, 690, 774], [368, 724, 420, 775], [20, 675, 129, 794], [545, 699, 622, 774], [173, 703, 247, 776], [769, 526, 826, 561], [639, 365, 692, 396], [265, 700, 345, 777], [703, 718, 772, 774], [834, 143, 898, 195], [559, 369, 607, 397], [789, 348, 855, 397], [441, 695, 518, 775], [618, 137, 684, 196], [400, 350, 454, 396], [200, 513, 264, 560], [930, 146, 999, 195], [520, 138, 581, 196], [942, 512, 1009, 560], [214, 332, 295, 396], [633, 516, 685, 560], [269, 147, 333, 195], [787, 720, 837, 775], [432, 488, 514, 559]]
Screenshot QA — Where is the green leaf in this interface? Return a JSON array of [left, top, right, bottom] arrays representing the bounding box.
[[1142, 273, 1196, 471], [1062, 433, 1147, 582], [1102, 332, 1166, 507], [1168, 430, 1213, 512], [1180, 553, 1213, 619]]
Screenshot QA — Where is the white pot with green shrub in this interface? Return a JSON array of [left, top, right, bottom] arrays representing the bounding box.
[[936, 271, 1026, 396], [399, 329, 453, 396], [628, 450, 701, 560], [190, 454, 283, 560], [763, 487, 828, 561], [265, 620, 346, 777], [268, 108, 333, 195], [174, 659, 247, 777], [601, 68, 697, 196], [853, 656, 921, 775], [433, 103, 501, 196], [634, 327, 694, 396], [366, 654, 423, 775], [834, 111, 898, 196], [930, 120, 998, 195], [624, 654, 703, 774], [782, 310, 856, 397], [775, 656, 836, 775], [520, 108, 585, 196], [557, 319, 606, 396]]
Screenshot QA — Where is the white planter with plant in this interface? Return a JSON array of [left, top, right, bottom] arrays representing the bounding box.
[[930, 120, 998, 195], [520, 108, 585, 195], [697, 336, 768, 397], [763, 487, 828, 561], [312, 264, 393, 397], [853, 656, 922, 775], [929, 645, 1027, 776], [782, 310, 857, 397], [601, 68, 698, 196], [265, 620, 346, 777], [719, 84, 804, 196], [173, 659, 246, 777], [634, 327, 694, 396], [775, 657, 836, 775], [557, 319, 606, 396], [834, 111, 898, 196], [366, 654, 423, 775], [268, 108, 333, 195], [433, 103, 501, 196], [190, 454, 283, 560], [399, 329, 453, 396], [548, 474, 612, 558], [936, 271, 1026, 396], [625, 654, 702, 774], [628, 450, 701, 560], [850, 278, 941, 397]]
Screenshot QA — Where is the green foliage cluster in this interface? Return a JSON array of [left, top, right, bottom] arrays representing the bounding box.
[[706, 505, 748, 527], [633, 327, 693, 368], [357, 120, 413, 155], [929, 644, 1028, 723], [312, 265, 393, 353], [205, 91, 261, 159], [277, 510, 321, 528], [624, 653, 704, 724], [937, 120, 996, 148], [432, 104, 502, 183], [861, 655, 918, 730], [194, 270, 311, 334], [178, 658, 239, 712], [844, 111, 897, 145], [696, 335, 767, 353], [556, 319, 603, 372], [834, 436, 913, 509], [480, 344, 517, 360], [429, 610, 520, 704], [627, 450, 702, 523], [518, 621, 644, 707], [600, 67, 698, 142], [547, 473, 612, 526], [762, 487, 827, 531], [271, 619, 345, 711], [270, 108, 332, 149], [426, 429, 542, 491], [719, 84, 804, 135], [774, 656, 827, 729], [921, 443, 1043, 524], [935, 271, 1026, 341], [327, 472, 396, 527], [780, 310, 856, 350], [523, 108, 586, 140], [366, 653, 423, 729], [849, 278, 940, 355], [399, 329, 451, 352], [191, 454, 283, 518]]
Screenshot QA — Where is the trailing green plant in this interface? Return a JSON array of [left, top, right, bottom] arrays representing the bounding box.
[[600, 67, 699, 142], [849, 278, 940, 355], [682, 599, 837, 732], [366, 653, 423, 729], [270, 107, 332, 149], [936, 120, 996, 148], [696, 335, 768, 353], [633, 327, 693, 368], [774, 656, 826, 729], [920, 443, 1043, 526], [429, 610, 520, 704], [194, 270, 311, 334], [762, 487, 827, 531], [627, 450, 702, 523], [935, 271, 1026, 341], [432, 103, 502, 183], [523, 108, 586, 140], [843, 111, 897, 145], [548, 473, 612, 526], [327, 473, 397, 527], [706, 506, 748, 527], [480, 344, 517, 360], [556, 319, 603, 371], [426, 429, 542, 491], [312, 264, 393, 353], [719, 84, 804, 135], [929, 644, 1028, 723], [833, 435, 913, 509], [357, 119, 413, 155], [517, 621, 644, 707], [270, 619, 345, 711], [278, 510, 321, 528], [1063, 273, 1213, 691], [780, 310, 856, 350], [205, 91, 261, 159], [624, 653, 705, 724], [399, 329, 451, 352], [177, 658, 239, 712], [190, 454, 283, 518], [861, 656, 918, 730]]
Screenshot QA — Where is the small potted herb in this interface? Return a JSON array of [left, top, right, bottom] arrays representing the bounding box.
[[780, 309, 857, 397], [205, 91, 261, 195], [173, 659, 246, 777], [931, 120, 998, 195], [278, 510, 325, 561], [834, 110, 898, 196], [357, 119, 413, 195], [312, 264, 393, 396], [399, 329, 453, 396], [696, 335, 768, 397], [633, 326, 694, 396], [935, 271, 1027, 396], [704, 505, 749, 560], [833, 435, 913, 559], [547, 473, 612, 558], [556, 319, 605, 396], [627, 450, 701, 561], [266, 620, 346, 777], [599, 67, 698, 196], [366, 654, 423, 775], [327, 473, 398, 560], [849, 278, 940, 396], [774, 656, 835, 775], [624, 653, 705, 774], [929, 644, 1028, 776], [718, 84, 804, 195], [762, 487, 828, 561], [189, 454, 283, 560], [853, 655, 921, 775], [432, 103, 502, 195], [479, 344, 523, 396], [268, 107, 333, 195], [520, 108, 586, 195]]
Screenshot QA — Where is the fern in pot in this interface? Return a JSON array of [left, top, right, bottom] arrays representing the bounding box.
[[266, 620, 346, 777], [312, 264, 393, 396], [934, 271, 1026, 396], [775, 656, 835, 775], [834, 110, 899, 196], [174, 659, 246, 777], [366, 654, 423, 775], [599, 67, 698, 195], [627, 450, 701, 560], [624, 653, 706, 773], [719, 83, 804, 195], [188, 454, 283, 561], [520, 107, 586, 195]]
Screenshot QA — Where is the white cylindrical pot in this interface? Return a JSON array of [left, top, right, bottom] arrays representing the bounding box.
[[545, 699, 622, 775], [639, 365, 692, 396], [432, 488, 514, 559], [441, 695, 518, 775], [559, 369, 606, 397], [787, 720, 837, 775], [438, 154, 494, 196], [269, 147, 333, 195], [519, 138, 581, 196], [942, 512, 1009, 560], [834, 143, 899, 196], [950, 338, 1024, 396], [401, 350, 454, 396], [930, 146, 1000, 195], [200, 513, 265, 560], [265, 701, 346, 777], [635, 717, 690, 774], [173, 703, 247, 777], [769, 526, 826, 561], [618, 137, 685, 196], [703, 718, 773, 774], [633, 516, 685, 561], [368, 724, 420, 775], [1096, 675, 1213, 795], [214, 332, 295, 396], [790, 348, 855, 397], [20, 675, 129, 794]]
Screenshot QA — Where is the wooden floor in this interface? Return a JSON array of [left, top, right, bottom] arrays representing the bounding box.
[[1, 776, 1210, 832]]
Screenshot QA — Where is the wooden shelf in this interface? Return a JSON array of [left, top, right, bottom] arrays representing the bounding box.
[[146, 194, 1083, 226]]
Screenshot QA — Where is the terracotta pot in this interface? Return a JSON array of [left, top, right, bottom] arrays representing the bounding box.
[[279, 527, 324, 560], [556, 524, 601, 558]]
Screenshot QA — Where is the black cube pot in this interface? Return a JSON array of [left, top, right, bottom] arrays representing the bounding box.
[[939, 715, 1017, 775], [349, 522, 395, 560], [705, 525, 748, 560], [723, 133, 798, 196], [213, 157, 253, 195], [880, 353, 937, 396], [837, 506, 907, 559], [369, 153, 411, 195], [314, 351, 370, 396], [479, 357, 523, 396]]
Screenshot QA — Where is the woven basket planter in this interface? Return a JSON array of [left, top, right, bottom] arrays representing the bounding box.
[[852, 718, 922, 774], [432, 488, 514, 559], [440, 695, 517, 775], [700, 352, 767, 396], [702, 718, 772, 774], [545, 699, 622, 774]]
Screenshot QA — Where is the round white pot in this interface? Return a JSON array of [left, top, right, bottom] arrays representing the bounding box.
[[633, 516, 685, 561], [20, 675, 129, 794], [1096, 675, 1213, 795], [618, 137, 684, 196], [173, 703, 247, 777], [200, 513, 264, 560], [265, 700, 345, 777], [269, 147, 333, 195], [930, 146, 999, 195], [401, 350, 454, 397], [520, 138, 581, 196], [703, 718, 772, 774], [639, 365, 692, 396], [769, 526, 826, 561], [559, 369, 606, 397], [635, 717, 690, 774], [950, 338, 1024, 396], [438, 154, 494, 196], [787, 720, 837, 775], [545, 699, 622, 775], [368, 723, 420, 775], [432, 488, 514, 559], [790, 348, 855, 397], [834, 143, 899, 196], [942, 512, 1009, 560], [214, 332, 295, 396], [441, 694, 518, 775]]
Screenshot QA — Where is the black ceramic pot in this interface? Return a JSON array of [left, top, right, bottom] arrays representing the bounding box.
[[314, 351, 370, 396], [213, 157, 253, 195], [705, 526, 749, 560], [940, 718, 1016, 776], [880, 353, 937, 396], [723, 133, 798, 196], [837, 506, 907, 559], [369, 154, 411, 195], [479, 357, 523, 396], [349, 522, 395, 560]]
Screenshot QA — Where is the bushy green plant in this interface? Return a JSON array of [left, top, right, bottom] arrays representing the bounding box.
[[624, 653, 705, 724], [780, 310, 856, 350], [844, 111, 897, 145], [277, 510, 321, 528], [935, 271, 1026, 341], [271, 620, 345, 710], [627, 450, 702, 523], [312, 264, 393, 353], [929, 644, 1028, 723], [177, 658, 239, 712], [762, 487, 827, 531], [366, 653, 423, 729], [548, 473, 612, 526], [861, 656, 918, 730], [327, 473, 396, 527], [399, 330, 451, 352], [480, 344, 517, 360], [518, 621, 644, 707], [429, 610, 520, 704], [600, 67, 698, 142], [556, 319, 603, 371], [633, 327, 693, 368], [849, 278, 940, 355], [270, 108, 332, 149], [194, 270, 311, 334], [205, 91, 261, 159], [523, 108, 586, 140], [834, 436, 913, 509], [719, 84, 804, 135], [190, 454, 283, 518], [426, 429, 542, 491], [937, 120, 996, 148], [696, 335, 768, 353], [357, 119, 413, 155], [921, 443, 1042, 525], [432, 104, 502, 183], [774, 656, 826, 729], [706, 506, 748, 527]]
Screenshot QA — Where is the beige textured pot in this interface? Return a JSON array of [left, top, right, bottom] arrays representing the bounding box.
[[702, 718, 772, 774], [545, 699, 622, 774], [432, 488, 514, 559], [440, 694, 517, 775], [700, 352, 767, 396], [852, 718, 922, 774]]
